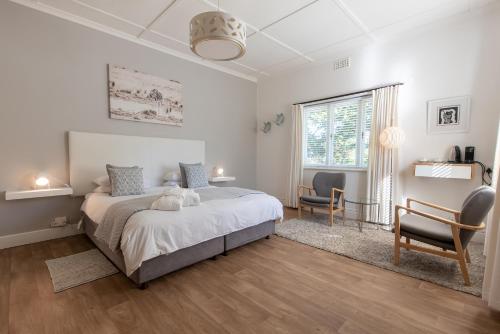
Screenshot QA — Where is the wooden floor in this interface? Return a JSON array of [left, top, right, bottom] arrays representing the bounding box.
[[2, 208, 500, 334]]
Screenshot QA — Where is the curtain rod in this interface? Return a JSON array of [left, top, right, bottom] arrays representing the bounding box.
[[293, 82, 404, 106]]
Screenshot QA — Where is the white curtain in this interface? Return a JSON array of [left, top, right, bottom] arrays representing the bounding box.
[[482, 122, 500, 310], [285, 104, 304, 208], [366, 86, 399, 225]]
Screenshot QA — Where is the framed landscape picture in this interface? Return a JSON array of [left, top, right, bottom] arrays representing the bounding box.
[[108, 65, 183, 126], [427, 96, 470, 134]]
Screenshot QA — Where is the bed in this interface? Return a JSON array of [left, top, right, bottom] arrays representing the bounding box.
[[70, 132, 282, 288]]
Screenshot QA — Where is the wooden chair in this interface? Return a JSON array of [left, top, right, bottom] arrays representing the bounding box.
[[297, 172, 346, 226], [394, 186, 495, 285]]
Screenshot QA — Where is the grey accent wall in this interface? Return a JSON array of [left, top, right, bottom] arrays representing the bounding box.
[[0, 1, 257, 236]]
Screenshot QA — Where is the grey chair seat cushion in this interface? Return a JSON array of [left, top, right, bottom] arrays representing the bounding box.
[[399, 230, 456, 251], [399, 213, 454, 243], [300, 195, 338, 208]]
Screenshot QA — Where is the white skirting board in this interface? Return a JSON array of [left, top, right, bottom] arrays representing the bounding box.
[[0, 224, 83, 250]]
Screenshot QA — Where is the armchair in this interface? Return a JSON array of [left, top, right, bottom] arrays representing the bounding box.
[[297, 172, 346, 226], [394, 186, 495, 285]]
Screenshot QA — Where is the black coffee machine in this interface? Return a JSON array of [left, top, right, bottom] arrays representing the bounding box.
[[449, 146, 475, 163], [464, 146, 475, 163]]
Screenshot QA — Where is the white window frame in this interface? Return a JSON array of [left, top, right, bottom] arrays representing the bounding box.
[[302, 93, 372, 170]]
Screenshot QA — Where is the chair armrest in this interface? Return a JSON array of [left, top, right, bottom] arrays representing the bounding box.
[[330, 188, 345, 208], [395, 205, 485, 231], [406, 198, 461, 215], [297, 185, 314, 196]]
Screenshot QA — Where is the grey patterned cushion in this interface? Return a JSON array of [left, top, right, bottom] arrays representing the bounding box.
[[106, 164, 144, 197], [179, 162, 202, 188], [184, 165, 209, 188]]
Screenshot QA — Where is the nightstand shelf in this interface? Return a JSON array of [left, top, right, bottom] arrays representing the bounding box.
[[5, 187, 73, 200], [414, 162, 474, 180], [208, 176, 236, 183]]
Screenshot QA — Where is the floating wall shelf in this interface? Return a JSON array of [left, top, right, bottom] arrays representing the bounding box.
[[5, 187, 73, 200], [208, 176, 236, 183], [414, 162, 473, 180]]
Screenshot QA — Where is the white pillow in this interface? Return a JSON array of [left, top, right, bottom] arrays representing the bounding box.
[[163, 181, 180, 187], [164, 171, 181, 182], [92, 185, 111, 193], [93, 175, 111, 187]]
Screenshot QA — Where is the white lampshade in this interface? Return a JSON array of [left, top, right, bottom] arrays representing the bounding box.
[[380, 127, 405, 149], [190, 11, 246, 61], [34, 176, 50, 189]]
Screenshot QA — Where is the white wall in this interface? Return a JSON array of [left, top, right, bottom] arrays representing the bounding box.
[[257, 5, 500, 216]]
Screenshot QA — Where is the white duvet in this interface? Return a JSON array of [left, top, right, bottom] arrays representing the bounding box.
[[81, 186, 283, 276]]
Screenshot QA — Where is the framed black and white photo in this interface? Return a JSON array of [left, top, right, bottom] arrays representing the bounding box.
[[108, 65, 183, 126], [427, 96, 470, 134]]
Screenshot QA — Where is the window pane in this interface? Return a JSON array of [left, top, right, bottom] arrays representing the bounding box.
[[303, 95, 373, 168], [362, 98, 372, 166], [332, 102, 358, 166], [304, 105, 328, 165]]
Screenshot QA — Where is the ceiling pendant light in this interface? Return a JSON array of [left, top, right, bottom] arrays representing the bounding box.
[[189, 0, 246, 61]]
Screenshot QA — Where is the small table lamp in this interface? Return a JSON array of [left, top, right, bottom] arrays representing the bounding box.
[[34, 176, 50, 189], [214, 167, 224, 177]]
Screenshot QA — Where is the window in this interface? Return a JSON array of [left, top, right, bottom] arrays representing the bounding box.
[[303, 95, 372, 168]]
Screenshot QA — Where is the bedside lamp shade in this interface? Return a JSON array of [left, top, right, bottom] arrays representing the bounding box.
[[380, 127, 405, 149], [34, 176, 50, 189]]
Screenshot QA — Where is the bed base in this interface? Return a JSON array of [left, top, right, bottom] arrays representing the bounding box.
[[83, 215, 275, 288], [225, 220, 275, 251]]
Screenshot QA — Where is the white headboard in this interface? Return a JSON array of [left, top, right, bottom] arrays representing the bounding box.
[[69, 131, 205, 196]]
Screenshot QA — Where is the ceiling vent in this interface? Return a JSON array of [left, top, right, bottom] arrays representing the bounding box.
[[334, 57, 351, 71]]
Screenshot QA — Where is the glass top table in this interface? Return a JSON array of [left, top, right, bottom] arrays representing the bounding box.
[[344, 197, 380, 232]]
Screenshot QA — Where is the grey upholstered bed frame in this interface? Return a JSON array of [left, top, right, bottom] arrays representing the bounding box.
[[83, 215, 275, 288]]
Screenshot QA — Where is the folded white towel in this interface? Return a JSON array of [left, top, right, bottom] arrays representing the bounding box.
[[150, 195, 183, 211], [183, 191, 200, 207], [150, 187, 201, 211]]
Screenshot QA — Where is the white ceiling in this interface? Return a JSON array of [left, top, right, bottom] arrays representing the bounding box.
[[11, 0, 497, 81]]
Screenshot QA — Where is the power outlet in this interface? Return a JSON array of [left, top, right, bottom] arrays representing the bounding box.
[[51, 216, 68, 227]]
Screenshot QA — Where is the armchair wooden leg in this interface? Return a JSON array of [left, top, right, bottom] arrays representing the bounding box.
[[329, 210, 334, 226], [394, 210, 401, 265], [404, 237, 410, 251], [465, 248, 471, 264], [452, 226, 471, 286], [394, 234, 401, 266], [342, 208, 345, 225], [457, 254, 471, 286], [310, 208, 314, 214]]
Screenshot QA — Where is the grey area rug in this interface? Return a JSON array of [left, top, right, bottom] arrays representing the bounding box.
[[276, 214, 485, 296], [45, 248, 119, 293]]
